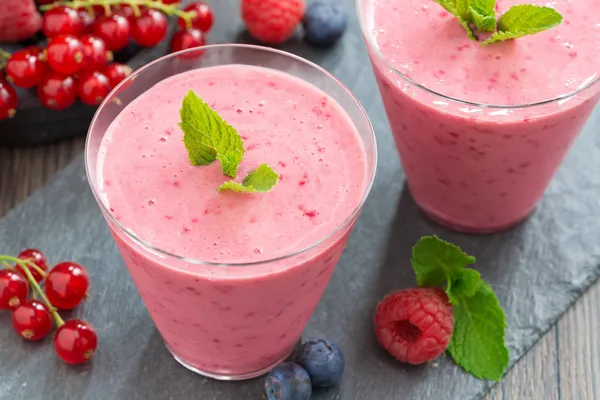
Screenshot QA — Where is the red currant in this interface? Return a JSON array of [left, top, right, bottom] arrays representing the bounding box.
[[76, 71, 111, 106], [54, 320, 98, 364], [42, 6, 84, 38], [45, 261, 90, 310], [80, 35, 113, 71], [170, 28, 206, 55], [103, 63, 132, 88], [159, 0, 180, 4], [93, 14, 131, 51], [46, 35, 85, 75], [16, 248, 49, 283], [131, 9, 168, 47], [0, 79, 18, 120], [0, 270, 29, 310], [78, 9, 95, 34], [116, 4, 135, 22], [178, 2, 214, 32], [37, 72, 77, 111], [5, 49, 47, 89], [12, 300, 52, 341]]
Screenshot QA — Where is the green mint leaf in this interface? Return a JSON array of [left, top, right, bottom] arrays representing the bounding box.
[[482, 5, 563, 46], [469, 0, 497, 32], [179, 90, 245, 178], [447, 282, 509, 381], [411, 236, 509, 381], [432, 0, 477, 40], [411, 236, 476, 288], [218, 164, 279, 193]]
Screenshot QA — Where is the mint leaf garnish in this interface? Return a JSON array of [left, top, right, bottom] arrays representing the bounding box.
[[411, 236, 509, 381], [469, 0, 497, 32], [179, 90, 245, 178], [433, 0, 477, 40], [218, 164, 279, 193], [448, 281, 509, 381], [482, 5, 563, 46]]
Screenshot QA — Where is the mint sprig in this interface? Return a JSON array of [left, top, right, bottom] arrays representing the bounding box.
[[179, 91, 245, 178], [411, 236, 509, 381], [179, 90, 278, 193], [433, 0, 563, 45], [218, 164, 279, 193], [482, 5, 563, 46]]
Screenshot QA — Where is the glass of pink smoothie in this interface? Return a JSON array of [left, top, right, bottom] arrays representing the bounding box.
[[358, 0, 600, 233], [85, 45, 376, 380]]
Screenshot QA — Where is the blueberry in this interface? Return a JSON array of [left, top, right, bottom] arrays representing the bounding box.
[[295, 338, 345, 387], [264, 362, 312, 400], [302, 1, 348, 47]]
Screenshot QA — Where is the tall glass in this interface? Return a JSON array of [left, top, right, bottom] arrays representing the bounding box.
[[358, 0, 600, 233], [85, 45, 377, 380]]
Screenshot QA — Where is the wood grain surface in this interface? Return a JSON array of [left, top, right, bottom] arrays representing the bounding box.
[[0, 141, 598, 400]]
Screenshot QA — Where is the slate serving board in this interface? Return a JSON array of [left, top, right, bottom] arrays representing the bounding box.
[[1, 0, 600, 399]]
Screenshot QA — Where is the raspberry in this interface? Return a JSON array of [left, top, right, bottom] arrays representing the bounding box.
[[241, 0, 305, 44], [0, 0, 42, 43], [374, 288, 454, 365]]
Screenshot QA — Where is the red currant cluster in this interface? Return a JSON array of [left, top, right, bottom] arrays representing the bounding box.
[[0, 0, 214, 121], [0, 249, 97, 365]]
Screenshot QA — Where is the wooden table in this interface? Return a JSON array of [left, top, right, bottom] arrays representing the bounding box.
[[0, 140, 598, 399]]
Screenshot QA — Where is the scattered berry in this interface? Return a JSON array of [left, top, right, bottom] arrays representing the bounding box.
[[16, 248, 49, 283], [295, 339, 345, 387], [12, 300, 52, 341], [170, 28, 206, 54], [54, 319, 98, 364], [45, 261, 90, 310], [93, 14, 131, 51], [103, 63, 132, 88], [37, 71, 77, 111], [0, 78, 18, 120], [265, 362, 312, 400], [42, 5, 84, 38], [0, 269, 29, 310], [242, 0, 305, 44], [0, 0, 43, 43], [80, 34, 112, 71], [5, 48, 47, 89], [46, 34, 85, 75], [303, 1, 348, 47], [374, 288, 454, 365], [177, 2, 214, 32], [131, 9, 168, 47]]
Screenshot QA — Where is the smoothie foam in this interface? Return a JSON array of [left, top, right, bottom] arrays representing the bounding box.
[[361, 0, 600, 232], [96, 64, 369, 377]]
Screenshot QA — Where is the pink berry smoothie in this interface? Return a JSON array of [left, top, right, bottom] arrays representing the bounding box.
[[95, 64, 370, 379], [360, 0, 600, 232]]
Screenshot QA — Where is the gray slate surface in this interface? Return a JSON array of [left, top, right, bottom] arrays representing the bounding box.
[[1, 0, 600, 399]]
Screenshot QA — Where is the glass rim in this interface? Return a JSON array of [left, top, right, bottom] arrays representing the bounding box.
[[356, 0, 600, 109], [85, 43, 378, 268]]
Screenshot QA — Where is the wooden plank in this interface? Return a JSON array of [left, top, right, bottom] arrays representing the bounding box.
[[557, 283, 600, 400]]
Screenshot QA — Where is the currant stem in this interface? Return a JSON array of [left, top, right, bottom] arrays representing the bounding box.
[[40, 0, 192, 24], [0, 255, 64, 328], [0, 49, 10, 69]]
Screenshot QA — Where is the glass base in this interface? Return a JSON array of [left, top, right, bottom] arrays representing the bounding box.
[[420, 206, 535, 234], [167, 346, 295, 381]]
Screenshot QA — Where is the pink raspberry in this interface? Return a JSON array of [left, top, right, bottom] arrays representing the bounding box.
[[241, 0, 305, 44], [0, 0, 42, 43], [374, 288, 454, 365]]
